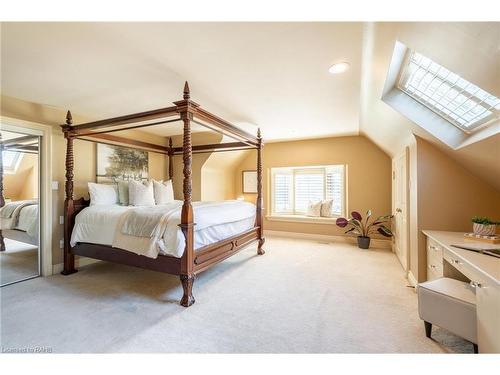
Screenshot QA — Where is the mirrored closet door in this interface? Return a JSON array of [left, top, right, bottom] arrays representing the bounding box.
[[0, 128, 41, 286]]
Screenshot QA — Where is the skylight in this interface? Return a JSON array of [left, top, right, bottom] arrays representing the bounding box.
[[2, 150, 23, 173], [398, 50, 500, 133]]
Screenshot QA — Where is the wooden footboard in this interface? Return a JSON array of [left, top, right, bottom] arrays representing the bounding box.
[[194, 227, 259, 273], [69, 226, 259, 277], [72, 243, 181, 274]]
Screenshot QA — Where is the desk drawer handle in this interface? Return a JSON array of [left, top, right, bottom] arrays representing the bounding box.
[[470, 281, 482, 288], [452, 259, 461, 265], [428, 264, 436, 269], [429, 246, 439, 251]]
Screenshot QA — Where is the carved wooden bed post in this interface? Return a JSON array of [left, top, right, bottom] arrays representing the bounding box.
[[168, 137, 174, 180], [61, 110, 78, 275], [0, 132, 5, 251], [256, 128, 265, 255], [176, 82, 197, 307]]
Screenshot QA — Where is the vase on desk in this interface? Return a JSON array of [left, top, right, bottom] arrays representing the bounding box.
[[473, 223, 496, 236]]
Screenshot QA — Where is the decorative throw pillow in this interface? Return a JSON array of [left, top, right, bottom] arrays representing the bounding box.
[[128, 180, 155, 206], [116, 180, 129, 206], [306, 201, 322, 217], [320, 199, 334, 217], [88, 182, 119, 206], [153, 179, 174, 205]]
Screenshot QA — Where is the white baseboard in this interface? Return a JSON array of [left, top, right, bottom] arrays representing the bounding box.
[[52, 257, 101, 275], [407, 270, 418, 289], [264, 230, 392, 249]]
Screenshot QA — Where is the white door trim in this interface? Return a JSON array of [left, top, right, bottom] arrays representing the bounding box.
[[1, 116, 53, 276]]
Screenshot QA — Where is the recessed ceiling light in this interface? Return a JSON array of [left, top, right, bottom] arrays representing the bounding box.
[[329, 62, 350, 74]]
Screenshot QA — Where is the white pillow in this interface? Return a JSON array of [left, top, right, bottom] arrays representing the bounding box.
[[320, 200, 333, 217], [88, 183, 119, 206], [128, 180, 155, 206], [153, 180, 174, 205], [306, 201, 322, 217], [116, 180, 129, 206]]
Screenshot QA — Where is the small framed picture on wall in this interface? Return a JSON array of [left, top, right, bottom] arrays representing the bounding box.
[[242, 170, 258, 193]]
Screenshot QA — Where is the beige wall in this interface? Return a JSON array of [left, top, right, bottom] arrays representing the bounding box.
[[234, 136, 392, 238], [4, 153, 39, 201], [201, 150, 251, 201], [410, 136, 500, 282], [1, 95, 169, 265], [170, 131, 223, 201]]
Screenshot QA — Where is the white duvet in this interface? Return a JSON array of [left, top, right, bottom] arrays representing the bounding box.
[[70, 200, 256, 258], [0, 201, 38, 237]]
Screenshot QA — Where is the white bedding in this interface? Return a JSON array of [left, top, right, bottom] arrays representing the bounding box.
[[15, 204, 39, 237], [70, 200, 256, 258], [0, 201, 38, 238]]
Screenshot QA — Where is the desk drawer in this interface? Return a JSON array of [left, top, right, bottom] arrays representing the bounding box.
[[427, 238, 443, 280], [443, 248, 472, 280], [427, 263, 443, 280], [427, 238, 443, 264]]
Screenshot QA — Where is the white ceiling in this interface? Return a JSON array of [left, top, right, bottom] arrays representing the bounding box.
[[1, 22, 363, 141], [1, 22, 499, 189]]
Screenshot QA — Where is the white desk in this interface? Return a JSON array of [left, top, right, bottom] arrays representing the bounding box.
[[423, 231, 500, 353]]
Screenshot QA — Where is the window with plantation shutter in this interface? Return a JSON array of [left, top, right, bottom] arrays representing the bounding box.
[[271, 165, 345, 217]]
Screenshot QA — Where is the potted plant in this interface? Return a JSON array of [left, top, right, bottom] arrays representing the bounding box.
[[471, 216, 498, 236], [336, 210, 393, 249]]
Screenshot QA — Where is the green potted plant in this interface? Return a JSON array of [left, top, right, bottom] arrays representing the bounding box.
[[471, 216, 498, 236], [336, 210, 393, 249]]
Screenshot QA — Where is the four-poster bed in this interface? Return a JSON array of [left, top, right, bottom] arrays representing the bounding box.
[[61, 82, 265, 307]]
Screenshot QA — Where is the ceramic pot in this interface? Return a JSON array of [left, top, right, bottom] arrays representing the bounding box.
[[357, 236, 371, 249], [473, 223, 496, 236]]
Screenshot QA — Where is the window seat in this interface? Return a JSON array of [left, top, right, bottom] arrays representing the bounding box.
[[266, 214, 338, 225]]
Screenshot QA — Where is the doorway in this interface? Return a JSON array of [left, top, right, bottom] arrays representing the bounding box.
[[392, 149, 409, 272]]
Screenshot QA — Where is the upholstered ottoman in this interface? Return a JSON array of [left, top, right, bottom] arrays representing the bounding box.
[[418, 277, 478, 353]]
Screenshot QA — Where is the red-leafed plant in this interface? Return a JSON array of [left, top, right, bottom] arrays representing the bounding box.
[[336, 210, 393, 249]]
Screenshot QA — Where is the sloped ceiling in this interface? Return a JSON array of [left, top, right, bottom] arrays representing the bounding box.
[[0, 22, 363, 141], [1, 22, 499, 189], [360, 22, 500, 190]]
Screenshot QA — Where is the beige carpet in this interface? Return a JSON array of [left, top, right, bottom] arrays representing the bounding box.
[[0, 239, 39, 285], [0, 236, 473, 353]]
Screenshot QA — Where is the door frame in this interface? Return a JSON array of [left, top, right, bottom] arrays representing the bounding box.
[[392, 147, 410, 272], [1, 116, 53, 277]]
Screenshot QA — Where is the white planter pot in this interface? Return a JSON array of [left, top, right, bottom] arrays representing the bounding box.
[[473, 223, 496, 236]]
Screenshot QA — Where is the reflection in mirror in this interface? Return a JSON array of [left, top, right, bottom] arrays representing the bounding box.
[[0, 129, 40, 286]]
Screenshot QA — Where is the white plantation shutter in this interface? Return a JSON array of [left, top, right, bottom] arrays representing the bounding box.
[[294, 169, 324, 213], [271, 165, 345, 216], [273, 171, 293, 214], [325, 165, 344, 216]]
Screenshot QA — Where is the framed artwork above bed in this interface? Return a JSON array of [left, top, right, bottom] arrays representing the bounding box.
[[96, 143, 148, 183], [242, 170, 258, 193]]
